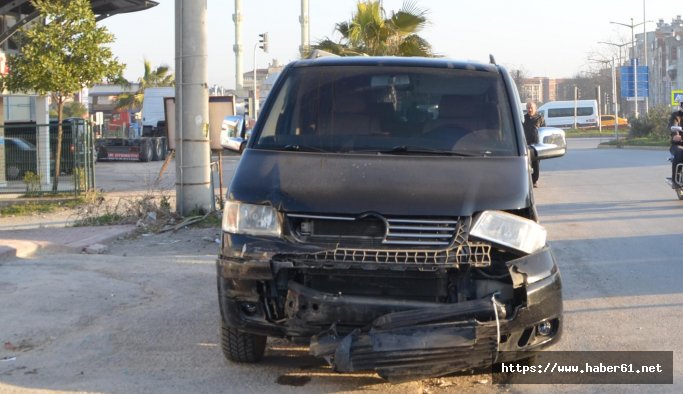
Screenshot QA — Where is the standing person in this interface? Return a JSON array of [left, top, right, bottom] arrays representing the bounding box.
[[523, 101, 545, 187], [669, 101, 683, 185]]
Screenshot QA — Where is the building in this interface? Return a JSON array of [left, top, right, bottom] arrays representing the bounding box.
[[519, 77, 558, 104], [641, 16, 683, 108], [243, 59, 284, 101]]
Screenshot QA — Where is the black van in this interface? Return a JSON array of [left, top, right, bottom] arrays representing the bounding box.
[[217, 56, 566, 380]]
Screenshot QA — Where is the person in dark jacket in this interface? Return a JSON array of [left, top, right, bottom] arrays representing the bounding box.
[[523, 102, 545, 187], [669, 102, 683, 185]]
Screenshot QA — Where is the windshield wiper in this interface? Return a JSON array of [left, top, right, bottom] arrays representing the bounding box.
[[281, 144, 328, 152], [378, 145, 477, 156]]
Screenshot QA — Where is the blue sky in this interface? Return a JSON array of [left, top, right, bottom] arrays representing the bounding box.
[[101, 0, 676, 88]]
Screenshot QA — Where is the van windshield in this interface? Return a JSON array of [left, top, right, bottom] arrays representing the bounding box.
[[254, 66, 518, 156]]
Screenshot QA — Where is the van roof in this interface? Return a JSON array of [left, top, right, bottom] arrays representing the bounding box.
[[290, 56, 501, 73], [539, 100, 597, 108]]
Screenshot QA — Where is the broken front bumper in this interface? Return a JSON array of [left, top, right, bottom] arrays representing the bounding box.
[[217, 235, 562, 379]]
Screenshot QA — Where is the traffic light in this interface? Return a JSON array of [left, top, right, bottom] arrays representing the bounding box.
[[244, 98, 251, 117], [259, 32, 269, 53]]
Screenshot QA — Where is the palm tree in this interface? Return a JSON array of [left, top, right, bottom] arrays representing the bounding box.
[[313, 0, 432, 57], [115, 60, 174, 111]]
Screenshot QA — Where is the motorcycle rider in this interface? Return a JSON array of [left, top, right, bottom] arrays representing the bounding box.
[[669, 102, 683, 185], [523, 102, 545, 187]]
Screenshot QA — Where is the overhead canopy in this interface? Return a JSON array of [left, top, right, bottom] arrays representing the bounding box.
[[0, 0, 159, 46]]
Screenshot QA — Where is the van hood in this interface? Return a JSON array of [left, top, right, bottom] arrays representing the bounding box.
[[228, 150, 531, 217]]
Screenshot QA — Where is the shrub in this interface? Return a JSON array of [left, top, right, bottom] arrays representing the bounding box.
[[23, 171, 41, 196], [628, 105, 671, 139]]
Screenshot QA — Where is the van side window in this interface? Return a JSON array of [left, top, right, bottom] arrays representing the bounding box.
[[547, 107, 594, 117]]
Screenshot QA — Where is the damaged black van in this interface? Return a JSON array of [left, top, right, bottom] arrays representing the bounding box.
[[217, 56, 566, 380]]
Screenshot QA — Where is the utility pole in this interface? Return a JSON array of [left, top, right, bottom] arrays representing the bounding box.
[[643, 0, 649, 114], [175, 0, 212, 215]]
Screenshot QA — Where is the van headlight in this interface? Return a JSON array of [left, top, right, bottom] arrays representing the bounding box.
[[222, 201, 282, 237], [470, 211, 546, 255]]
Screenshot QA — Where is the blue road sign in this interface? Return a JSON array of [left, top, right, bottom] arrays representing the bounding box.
[[620, 64, 649, 98]]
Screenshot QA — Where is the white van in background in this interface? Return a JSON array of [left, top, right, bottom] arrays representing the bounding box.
[[537, 100, 599, 129]]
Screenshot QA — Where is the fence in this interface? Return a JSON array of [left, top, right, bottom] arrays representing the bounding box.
[[0, 119, 96, 195]]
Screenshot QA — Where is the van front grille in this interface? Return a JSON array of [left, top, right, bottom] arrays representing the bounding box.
[[287, 214, 467, 248], [274, 242, 491, 270]]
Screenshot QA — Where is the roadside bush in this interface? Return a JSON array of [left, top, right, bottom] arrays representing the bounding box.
[[628, 105, 671, 140], [23, 171, 41, 196], [74, 189, 178, 231]]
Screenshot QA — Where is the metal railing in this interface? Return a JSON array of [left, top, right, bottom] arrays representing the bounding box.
[[0, 119, 95, 195]]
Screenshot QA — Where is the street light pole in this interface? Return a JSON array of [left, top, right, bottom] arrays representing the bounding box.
[[598, 41, 629, 66], [598, 41, 629, 117], [612, 57, 618, 140], [632, 18, 638, 119], [611, 18, 653, 118], [253, 43, 258, 120], [611, 19, 639, 118], [643, 0, 649, 113]]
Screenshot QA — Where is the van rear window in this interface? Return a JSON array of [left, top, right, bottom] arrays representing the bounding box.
[[254, 66, 519, 156]]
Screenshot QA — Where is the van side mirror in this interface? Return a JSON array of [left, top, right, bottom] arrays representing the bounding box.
[[531, 127, 566, 160]]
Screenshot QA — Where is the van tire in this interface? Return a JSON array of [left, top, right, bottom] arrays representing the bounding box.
[[220, 322, 266, 363]]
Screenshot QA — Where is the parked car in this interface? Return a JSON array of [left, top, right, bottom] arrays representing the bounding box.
[[600, 114, 629, 129], [217, 56, 566, 380], [220, 115, 252, 153], [2, 137, 37, 180]]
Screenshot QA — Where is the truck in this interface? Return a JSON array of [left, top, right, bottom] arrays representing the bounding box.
[[95, 87, 173, 162]]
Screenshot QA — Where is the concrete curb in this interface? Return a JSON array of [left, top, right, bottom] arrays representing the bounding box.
[[597, 143, 669, 151], [0, 225, 137, 262]]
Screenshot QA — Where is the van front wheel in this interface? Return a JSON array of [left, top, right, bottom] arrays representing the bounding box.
[[220, 321, 266, 363]]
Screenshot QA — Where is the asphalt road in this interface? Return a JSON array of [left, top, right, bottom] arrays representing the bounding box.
[[1, 140, 682, 393], [93, 151, 242, 198]]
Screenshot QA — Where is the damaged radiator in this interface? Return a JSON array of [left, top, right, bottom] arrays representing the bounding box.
[[310, 298, 503, 380]]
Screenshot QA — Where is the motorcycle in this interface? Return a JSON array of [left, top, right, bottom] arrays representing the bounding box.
[[667, 126, 683, 200]]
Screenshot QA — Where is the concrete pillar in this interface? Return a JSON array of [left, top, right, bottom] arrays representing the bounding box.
[[35, 96, 51, 186], [175, 0, 212, 215]]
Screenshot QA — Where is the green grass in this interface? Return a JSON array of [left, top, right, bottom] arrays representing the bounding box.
[[564, 128, 629, 138], [0, 197, 86, 217], [598, 136, 669, 147]]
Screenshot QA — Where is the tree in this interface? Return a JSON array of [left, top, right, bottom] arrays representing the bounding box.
[[509, 67, 529, 102], [313, 0, 433, 57], [0, 0, 123, 192], [50, 101, 88, 119], [115, 59, 174, 111]]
